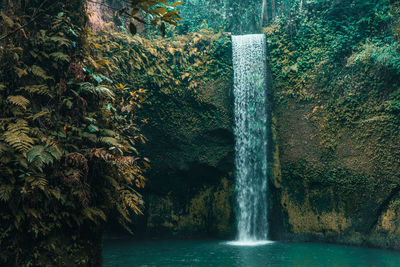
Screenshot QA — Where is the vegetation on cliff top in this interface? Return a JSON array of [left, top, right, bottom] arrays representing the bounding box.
[[266, 0, 400, 152]]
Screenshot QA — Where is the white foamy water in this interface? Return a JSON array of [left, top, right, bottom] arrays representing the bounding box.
[[225, 240, 274, 247], [231, 34, 270, 244]]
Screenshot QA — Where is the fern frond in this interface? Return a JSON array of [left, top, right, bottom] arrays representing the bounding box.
[[105, 175, 120, 190], [0, 11, 14, 27], [4, 119, 34, 153], [0, 184, 13, 201], [14, 67, 28, 78], [7, 95, 30, 110], [27, 145, 61, 171], [0, 142, 8, 154], [30, 110, 51, 121], [50, 52, 70, 63], [101, 129, 117, 137], [100, 137, 121, 147], [79, 82, 115, 99], [49, 36, 71, 48], [30, 65, 53, 80], [30, 127, 46, 139], [118, 218, 134, 234], [19, 84, 54, 98], [82, 207, 107, 222], [121, 189, 143, 215], [49, 188, 61, 200], [26, 176, 48, 191]]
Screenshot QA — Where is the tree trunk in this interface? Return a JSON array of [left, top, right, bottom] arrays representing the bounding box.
[[271, 0, 276, 22], [6, 0, 14, 15], [261, 0, 269, 29]]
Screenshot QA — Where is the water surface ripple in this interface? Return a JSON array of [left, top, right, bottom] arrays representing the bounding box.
[[103, 239, 400, 267]]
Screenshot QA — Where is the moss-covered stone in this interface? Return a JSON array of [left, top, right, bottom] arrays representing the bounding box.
[[135, 34, 235, 238], [145, 178, 235, 238], [270, 99, 400, 249]]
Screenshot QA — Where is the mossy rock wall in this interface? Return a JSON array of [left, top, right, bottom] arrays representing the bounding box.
[[89, 27, 236, 238], [270, 100, 400, 249], [134, 34, 236, 238], [140, 66, 235, 238]]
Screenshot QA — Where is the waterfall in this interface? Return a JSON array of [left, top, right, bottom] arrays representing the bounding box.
[[231, 34, 270, 244]]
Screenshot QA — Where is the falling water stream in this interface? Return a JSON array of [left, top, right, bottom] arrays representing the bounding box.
[[230, 34, 270, 245]]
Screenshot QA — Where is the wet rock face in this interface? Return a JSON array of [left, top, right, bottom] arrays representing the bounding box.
[[270, 100, 400, 249], [138, 59, 236, 238]]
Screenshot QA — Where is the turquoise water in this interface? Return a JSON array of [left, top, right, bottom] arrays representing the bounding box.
[[103, 239, 400, 266]]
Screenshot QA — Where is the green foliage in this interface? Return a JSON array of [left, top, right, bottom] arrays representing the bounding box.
[[0, 0, 151, 265], [266, 0, 400, 100], [266, 0, 400, 158], [7, 95, 30, 110], [86, 24, 231, 99], [175, 0, 264, 34], [4, 119, 34, 153], [118, 0, 183, 36], [27, 145, 62, 171]]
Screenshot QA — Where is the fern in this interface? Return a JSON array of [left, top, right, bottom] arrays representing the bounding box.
[[0, 11, 14, 28], [0, 142, 8, 154], [7, 95, 30, 110], [50, 52, 71, 63], [49, 36, 71, 48], [101, 129, 118, 137], [27, 145, 62, 171], [30, 110, 51, 121], [26, 176, 48, 191], [30, 128, 57, 147], [79, 82, 115, 99], [0, 184, 13, 201], [82, 207, 106, 222], [4, 119, 34, 153], [100, 137, 121, 147], [14, 67, 28, 78], [18, 84, 54, 98], [30, 65, 53, 80]]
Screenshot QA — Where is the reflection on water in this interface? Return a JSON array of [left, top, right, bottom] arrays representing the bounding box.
[[103, 239, 400, 267]]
